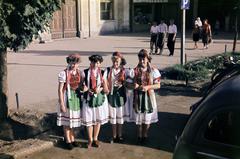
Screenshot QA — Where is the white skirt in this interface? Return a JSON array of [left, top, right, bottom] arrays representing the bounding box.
[[81, 96, 109, 126], [109, 104, 130, 124], [134, 108, 158, 125], [57, 105, 81, 128]]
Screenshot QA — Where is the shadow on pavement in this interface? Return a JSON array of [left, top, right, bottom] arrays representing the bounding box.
[[0, 118, 37, 141], [97, 112, 189, 152], [52, 112, 188, 153], [0, 153, 14, 159]]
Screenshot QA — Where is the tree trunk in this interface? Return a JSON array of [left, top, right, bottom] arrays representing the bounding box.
[[233, 14, 238, 53], [0, 48, 8, 121]]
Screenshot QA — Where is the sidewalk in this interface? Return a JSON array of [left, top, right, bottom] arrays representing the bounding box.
[[7, 32, 239, 112]]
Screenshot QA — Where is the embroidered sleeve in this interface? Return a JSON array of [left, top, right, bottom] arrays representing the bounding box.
[[152, 68, 161, 84], [58, 71, 66, 83]]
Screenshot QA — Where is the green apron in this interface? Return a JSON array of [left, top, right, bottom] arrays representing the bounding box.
[[108, 86, 126, 107], [67, 89, 81, 111], [88, 92, 105, 108], [134, 90, 153, 113]]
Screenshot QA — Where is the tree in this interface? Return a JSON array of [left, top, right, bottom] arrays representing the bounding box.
[[0, 0, 61, 121]]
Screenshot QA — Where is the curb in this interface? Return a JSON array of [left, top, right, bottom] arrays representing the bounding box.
[[8, 140, 54, 159]]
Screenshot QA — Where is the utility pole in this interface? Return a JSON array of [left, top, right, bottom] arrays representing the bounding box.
[[181, 9, 186, 65], [180, 0, 190, 65]]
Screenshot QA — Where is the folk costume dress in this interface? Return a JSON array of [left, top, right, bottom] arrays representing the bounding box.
[[133, 65, 161, 125], [81, 68, 109, 126], [57, 69, 82, 128], [104, 67, 128, 124]]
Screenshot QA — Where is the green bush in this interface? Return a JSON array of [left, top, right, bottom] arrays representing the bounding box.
[[164, 52, 240, 81]]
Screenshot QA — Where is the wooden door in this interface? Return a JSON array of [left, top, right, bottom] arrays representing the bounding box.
[[50, 0, 77, 39]]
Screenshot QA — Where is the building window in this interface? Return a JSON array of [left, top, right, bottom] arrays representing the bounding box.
[[134, 4, 151, 24], [100, 0, 113, 20]]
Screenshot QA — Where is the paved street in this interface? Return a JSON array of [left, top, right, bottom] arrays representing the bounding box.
[[7, 32, 239, 112]]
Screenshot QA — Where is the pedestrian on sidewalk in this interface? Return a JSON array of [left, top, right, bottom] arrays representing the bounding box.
[[167, 19, 177, 56], [132, 49, 161, 145], [192, 24, 200, 49], [81, 54, 109, 149], [150, 21, 158, 54], [157, 20, 168, 55], [202, 19, 212, 49], [57, 53, 83, 150], [104, 51, 129, 144]]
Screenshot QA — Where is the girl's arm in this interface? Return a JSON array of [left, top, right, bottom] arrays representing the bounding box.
[[58, 82, 66, 113]]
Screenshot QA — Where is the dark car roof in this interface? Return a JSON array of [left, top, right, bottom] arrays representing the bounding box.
[[182, 73, 240, 142]]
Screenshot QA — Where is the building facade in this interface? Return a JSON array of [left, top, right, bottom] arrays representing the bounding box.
[[50, 0, 130, 39], [46, 0, 238, 40]]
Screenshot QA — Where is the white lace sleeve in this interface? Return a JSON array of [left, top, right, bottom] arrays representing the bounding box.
[[152, 68, 161, 84], [58, 71, 66, 83]]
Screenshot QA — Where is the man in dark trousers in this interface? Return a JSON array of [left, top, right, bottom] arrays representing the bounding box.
[[157, 20, 168, 55], [150, 21, 158, 54], [167, 19, 177, 56]]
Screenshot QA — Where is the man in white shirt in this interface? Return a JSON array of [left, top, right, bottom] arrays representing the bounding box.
[[150, 22, 158, 54], [157, 20, 168, 55], [167, 19, 177, 56]]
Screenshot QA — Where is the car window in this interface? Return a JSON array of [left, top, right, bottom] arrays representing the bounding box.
[[204, 110, 240, 147]]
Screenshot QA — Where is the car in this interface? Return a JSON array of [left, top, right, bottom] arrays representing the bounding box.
[[173, 64, 240, 159]]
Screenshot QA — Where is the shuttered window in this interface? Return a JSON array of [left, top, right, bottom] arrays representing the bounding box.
[[100, 0, 114, 20]]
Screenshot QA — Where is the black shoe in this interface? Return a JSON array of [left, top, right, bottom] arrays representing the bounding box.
[[110, 137, 118, 144], [137, 137, 142, 145], [117, 136, 124, 143], [141, 137, 149, 145], [92, 140, 100, 148], [72, 141, 81, 147], [65, 143, 74, 150]]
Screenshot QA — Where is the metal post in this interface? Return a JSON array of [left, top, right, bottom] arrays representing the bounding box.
[[181, 9, 186, 65], [88, 0, 91, 37], [225, 44, 227, 54], [185, 53, 187, 64], [15, 93, 19, 110]]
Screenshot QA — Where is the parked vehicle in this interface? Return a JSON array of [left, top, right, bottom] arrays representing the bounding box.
[[173, 63, 240, 159]]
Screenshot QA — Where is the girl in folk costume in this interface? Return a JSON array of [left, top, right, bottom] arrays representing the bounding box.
[[81, 54, 109, 148], [104, 51, 128, 143], [133, 49, 161, 144], [57, 53, 82, 150]]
